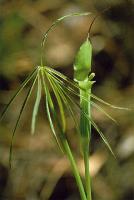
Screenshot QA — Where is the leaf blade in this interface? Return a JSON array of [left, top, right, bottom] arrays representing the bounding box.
[[31, 74, 42, 135], [41, 69, 65, 152], [9, 74, 38, 168], [0, 67, 37, 121], [91, 94, 130, 110], [91, 101, 117, 124]]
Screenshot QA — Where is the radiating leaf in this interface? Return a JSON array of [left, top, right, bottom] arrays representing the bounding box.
[[63, 93, 115, 157], [47, 69, 120, 128], [47, 72, 66, 132], [31, 74, 42, 135], [0, 67, 37, 121], [91, 101, 117, 123], [49, 74, 80, 134], [9, 75, 38, 168], [44, 67, 117, 157], [89, 118, 116, 158], [47, 67, 129, 112], [41, 69, 64, 152], [82, 110, 115, 157], [45, 93, 64, 152], [91, 94, 129, 110]]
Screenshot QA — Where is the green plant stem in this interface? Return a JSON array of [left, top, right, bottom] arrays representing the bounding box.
[[63, 139, 87, 200], [80, 83, 92, 200], [83, 148, 91, 200]]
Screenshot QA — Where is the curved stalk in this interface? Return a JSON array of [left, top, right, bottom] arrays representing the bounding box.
[[40, 12, 91, 65]]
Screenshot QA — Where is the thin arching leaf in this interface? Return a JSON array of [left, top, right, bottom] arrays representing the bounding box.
[[49, 73, 80, 134], [56, 81, 84, 152], [45, 93, 63, 152], [9, 75, 38, 168], [62, 91, 115, 158], [47, 69, 119, 129], [0, 67, 37, 121], [46, 68, 90, 102], [31, 74, 42, 135], [47, 67, 129, 112], [91, 94, 129, 110], [45, 97, 56, 138], [46, 67, 77, 89], [41, 69, 64, 152], [82, 110, 115, 157], [68, 87, 115, 157], [91, 101, 117, 123], [46, 68, 79, 97], [51, 75, 83, 134], [46, 72, 66, 132], [45, 67, 115, 156], [89, 118, 116, 158], [42, 12, 91, 46], [60, 83, 116, 124], [58, 85, 80, 132]]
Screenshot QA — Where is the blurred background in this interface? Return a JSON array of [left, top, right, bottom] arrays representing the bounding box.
[[0, 0, 134, 199]]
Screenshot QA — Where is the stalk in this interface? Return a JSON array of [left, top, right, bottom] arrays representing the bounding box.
[[79, 82, 92, 200], [63, 139, 87, 200], [41, 12, 91, 66]]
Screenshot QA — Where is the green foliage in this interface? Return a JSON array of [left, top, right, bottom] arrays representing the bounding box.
[[31, 73, 42, 135]]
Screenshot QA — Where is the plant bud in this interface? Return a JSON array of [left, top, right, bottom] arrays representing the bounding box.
[[74, 39, 92, 81]]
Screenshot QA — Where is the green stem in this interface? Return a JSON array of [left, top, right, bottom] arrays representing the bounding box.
[[63, 139, 87, 200], [80, 83, 92, 200], [83, 148, 92, 200]]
